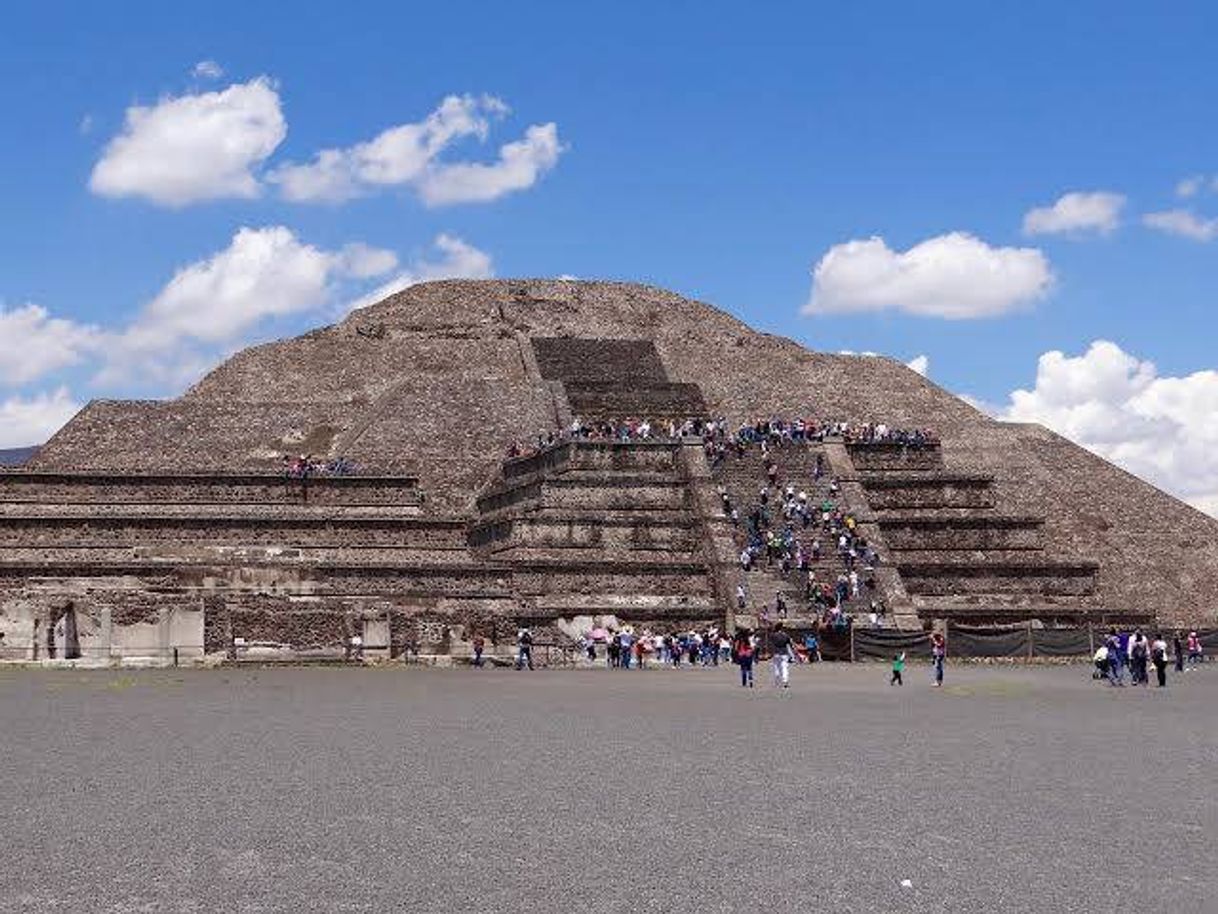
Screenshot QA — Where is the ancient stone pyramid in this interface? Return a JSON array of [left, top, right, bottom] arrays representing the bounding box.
[[3, 280, 1215, 661]]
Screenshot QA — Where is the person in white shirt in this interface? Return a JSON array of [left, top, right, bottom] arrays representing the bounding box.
[[1150, 635, 1169, 687], [1093, 644, 1109, 680]]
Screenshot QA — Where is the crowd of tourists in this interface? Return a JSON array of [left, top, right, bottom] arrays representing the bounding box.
[[721, 447, 880, 625], [503, 415, 939, 462], [1092, 629, 1205, 687], [577, 626, 733, 668], [280, 454, 359, 479]]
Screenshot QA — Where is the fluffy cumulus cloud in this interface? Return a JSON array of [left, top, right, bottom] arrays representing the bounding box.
[[417, 123, 563, 206], [341, 234, 494, 315], [906, 354, 930, 377], [998, 341, 1218, 518], [89, 77, 285, 206], [0, 388, 82, 448], [0, 304, 101, 385], [92, 227, 491, 385], [1142, 209, 1218, 242], [805, 232, 1053, 319], [1022, 191, 1125, 237], [122, 226, 338, 352], [268, 94, 562, 206]]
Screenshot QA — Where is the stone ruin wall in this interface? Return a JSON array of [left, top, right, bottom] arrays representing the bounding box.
[[12, 278, 1218, 660]]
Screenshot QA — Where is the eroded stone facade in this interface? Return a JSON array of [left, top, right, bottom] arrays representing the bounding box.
[[3, 279, 1213, 663]]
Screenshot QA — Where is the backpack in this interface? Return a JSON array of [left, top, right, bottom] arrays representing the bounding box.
[[736, 642, 753, 661]]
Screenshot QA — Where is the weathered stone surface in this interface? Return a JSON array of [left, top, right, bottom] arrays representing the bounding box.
[[2, 279, 1213, 662]]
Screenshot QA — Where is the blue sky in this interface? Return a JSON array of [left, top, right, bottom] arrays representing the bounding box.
[[2, 1, 1217, 512]]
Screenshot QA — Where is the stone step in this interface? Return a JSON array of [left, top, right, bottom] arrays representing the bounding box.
[[0, 544, 476, 564], [847, 443, 943, 472], [880, 515, 1043, 551], [900, 559, 1098, 597], [0, 502, 427, 520], [0, 471, 420, 505], [0, 516, 465, 546], [480, 546, 703, 564]]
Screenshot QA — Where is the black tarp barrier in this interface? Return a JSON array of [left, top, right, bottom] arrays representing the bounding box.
[[1031, 627, 1093, 657], [853, 628, 932, 660], [818, 627, 853, 661], [948, 623, 1029, 658], [1198, 630, 1218, 653]]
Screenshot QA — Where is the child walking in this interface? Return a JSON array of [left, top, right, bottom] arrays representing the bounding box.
[[890, 652, 905, 686]]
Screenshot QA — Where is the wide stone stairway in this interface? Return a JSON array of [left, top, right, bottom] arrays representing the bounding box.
[[711, 443, 890, 629], [532, 337, 707, 421]]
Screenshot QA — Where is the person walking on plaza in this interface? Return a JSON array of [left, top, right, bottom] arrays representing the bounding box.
[[771, 623, 793, 689], [515, 627, 534, 671], [734, 630, 755, 688], [1186, 631, 1203, 668], [1106, 632, 1125, 686], [619, 629, 634, 669], [1129, 631, 1150, 686], [930, 631, 946, 687], [890, 652, 905, 686], [472, 634, 485, 668], [1173, 632, 1185, 674], [1151, 634, 1169, 688]]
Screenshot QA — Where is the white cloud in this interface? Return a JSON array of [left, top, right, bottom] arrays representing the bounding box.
[[335, 242, 399, 279], [805, 232, 1053, 319], [93, 227, 492, 384], [127, 226, 335, 351], [192, 60, 224, 80], [89, 77, 285, 206], [1175, 176, 1204, 198], [5, 228, 493, 395], [268, 95, 561, 206], [1022, 191, 1125, 236], [999, 340, 1218, 518], [268, 94, 499, 203], [417, 123, 563, 206], [0, 388, 81, 448], [342, 234, 494, 315], [1142, 209, 1218, 242], [0, 304, 101, 385], [906, 355, 930, 377]]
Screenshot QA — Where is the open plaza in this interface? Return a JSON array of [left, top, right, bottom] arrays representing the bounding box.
[[2, 661, 1213, 912]]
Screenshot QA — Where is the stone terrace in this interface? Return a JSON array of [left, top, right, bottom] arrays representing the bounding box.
[[6, 279, 1215, 662]]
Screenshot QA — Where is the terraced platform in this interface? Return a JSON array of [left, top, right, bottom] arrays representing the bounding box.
[[2, 279, 1213, 663]]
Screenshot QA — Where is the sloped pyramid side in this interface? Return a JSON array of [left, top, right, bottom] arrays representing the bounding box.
[[30, 278, 1218, 623]]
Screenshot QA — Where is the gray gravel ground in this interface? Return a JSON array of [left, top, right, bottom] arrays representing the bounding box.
[[0, 661, 1214, 913]]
